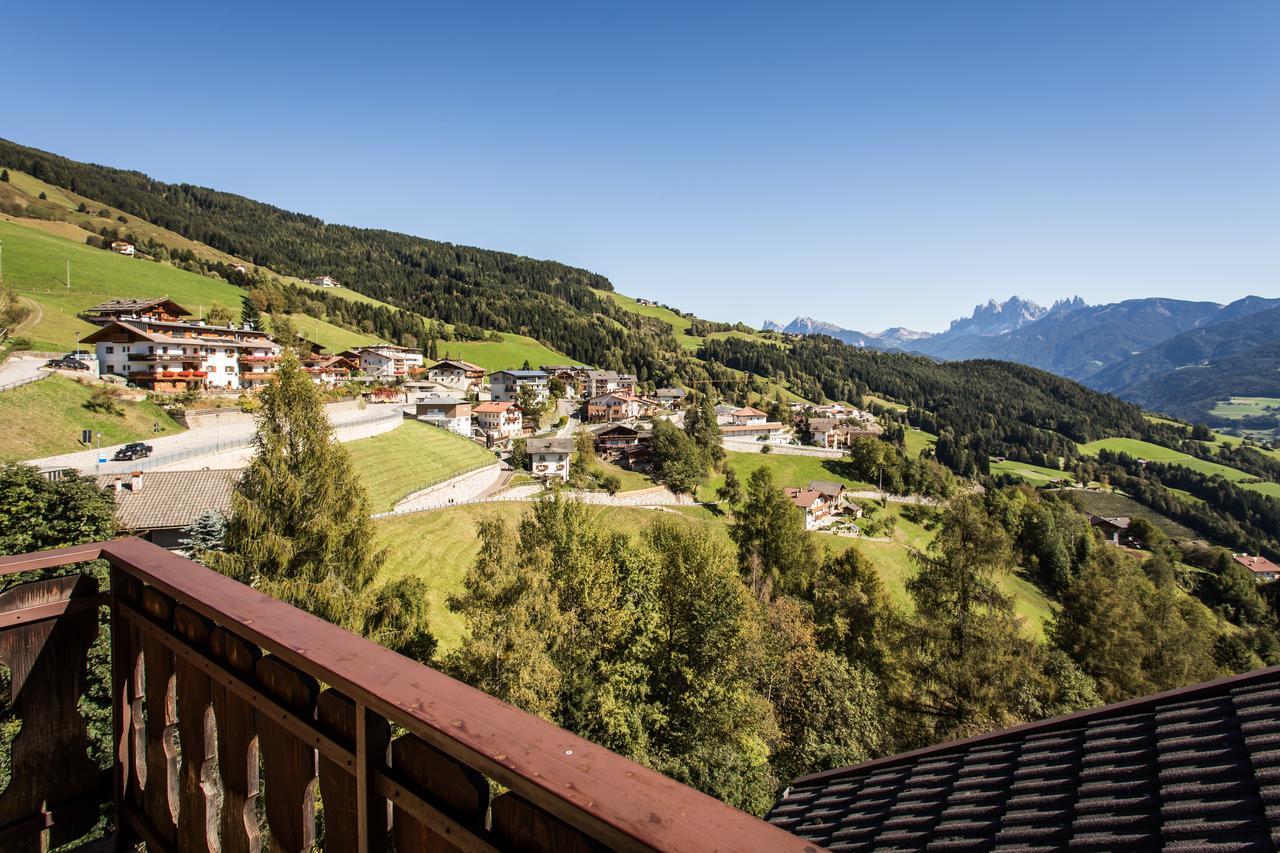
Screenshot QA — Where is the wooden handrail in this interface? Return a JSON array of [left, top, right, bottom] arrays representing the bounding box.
[[0, 538, 820, 852]]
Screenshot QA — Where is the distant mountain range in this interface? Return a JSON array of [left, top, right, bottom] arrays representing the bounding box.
[[764, 294, 1280, 420]]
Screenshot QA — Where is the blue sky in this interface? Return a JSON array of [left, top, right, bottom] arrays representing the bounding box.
[[5, 1, 1277, 331]]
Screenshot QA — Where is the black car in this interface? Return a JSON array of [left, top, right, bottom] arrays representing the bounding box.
[[113, 442, 154, 461]]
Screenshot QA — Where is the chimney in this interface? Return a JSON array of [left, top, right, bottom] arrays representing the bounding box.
[[113, 477, 123, 494], [130, 471, 143, 492]]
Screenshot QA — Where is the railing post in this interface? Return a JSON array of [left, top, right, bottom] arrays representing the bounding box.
[[109, 566, 135, 848], [356, 703, 389, 853]]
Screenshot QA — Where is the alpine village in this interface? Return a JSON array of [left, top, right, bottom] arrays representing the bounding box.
[[2, 117, 1280, 852]]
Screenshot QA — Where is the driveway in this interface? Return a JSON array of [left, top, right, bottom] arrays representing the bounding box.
[[0, 355, 48, 390]]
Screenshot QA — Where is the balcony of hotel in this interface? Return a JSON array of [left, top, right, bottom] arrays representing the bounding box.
[[126, 353, 201, 363], [0, 539, 809, 852], [237, 355, 282, 365]]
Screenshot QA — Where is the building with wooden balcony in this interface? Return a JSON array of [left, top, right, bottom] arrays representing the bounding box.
[[81, 313, 282, 392]]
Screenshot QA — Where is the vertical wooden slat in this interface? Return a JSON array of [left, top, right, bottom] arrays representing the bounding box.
[[490, 793, 607, 853], [255, 655, 319, 853], [391, 734, 489, 853], [120, 575, 147, 814], [141, 587, 179, 845], [0, 574, 104, 852], [355, 703, 390, 853], [174, 605, 217, 852], [111, 566, 137, 845], [316, 690, 359, 851], [210, 627, 262, 853]]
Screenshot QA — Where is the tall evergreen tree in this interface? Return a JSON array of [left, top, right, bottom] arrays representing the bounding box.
[[209, 351, 435, 658], [896, 494, 1047, 744], [729, 466, 818, 598]]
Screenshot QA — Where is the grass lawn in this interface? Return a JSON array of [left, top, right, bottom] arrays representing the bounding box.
[[0, 219, 250, 351], [1213, 431, 1280, 462], [443, 334, 580, 373], [271, 312, 383, 353], [990, 458, 1075, 485], [1209, 397, 1280, 420], [1242, 481, 1280, 499], [699, 450, 874, 502], [864, 394, 907, 412], [904, 428, 937, 458], [1078, 437, 1254, 483], [0, 375, 183, 461], [345, 420, 496, 512], [586, 457, 655, 492]]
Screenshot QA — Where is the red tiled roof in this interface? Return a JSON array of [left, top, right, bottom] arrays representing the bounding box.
[[474, 401, 516, 414], [1235, 553, 1280, 576], [784, 487, 824, 510]]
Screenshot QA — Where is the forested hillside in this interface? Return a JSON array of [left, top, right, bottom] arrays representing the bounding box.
[[0, 139, 719, 386], [700, 334, 1163, 475]]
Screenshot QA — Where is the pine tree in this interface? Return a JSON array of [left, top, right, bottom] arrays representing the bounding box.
[[240, 294, 262, 329], [180, 509, 226, 561], [683, 392, 723, 468], [208, 351, 434, 658], [897, 494, 1046, 743], [716, 465, 743, 507], [0, 169, 9, 182], [445, 515, 563, 719], [729, 466, 817, 599]]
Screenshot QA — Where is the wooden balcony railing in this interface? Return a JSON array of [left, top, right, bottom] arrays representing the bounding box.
[[0, 538, 817, 852]]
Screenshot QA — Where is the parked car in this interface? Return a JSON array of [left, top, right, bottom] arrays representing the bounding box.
[[112, 442, 154, 461]]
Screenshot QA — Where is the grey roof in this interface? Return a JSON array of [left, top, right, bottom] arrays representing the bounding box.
[[655, 387, 687, 398], [491, 369, 549, 379], [808, 480, 845, 498], [808, 418, 840, 431], [86, 296, 191, 316], [97, 470, 236, 532], [526, 437, 574, 454], [767, 664, 1280, 852]]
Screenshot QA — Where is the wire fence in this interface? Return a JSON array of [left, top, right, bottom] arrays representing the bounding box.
[[0, 371, 50, 393]]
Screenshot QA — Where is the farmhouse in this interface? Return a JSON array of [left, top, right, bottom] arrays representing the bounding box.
[[654, 387, 687, 408], [731, 406, 769, 426], [111, 240, 136, 256], [303, 354, 356, 386], [81, 302, 282, 392], [526, 436, 573, 482], [427, 358, 486, 392], [489, 369, 549, 403], [1234, 553, 1280, 583], [591, 423, 652, 462], [784, 487, 838, 530], [587, 392, 643, 422], [414, 397, 473, 437], [312, 275, 339, 287], [1089, 514, 1133, 546], [584, 370, 636, 399], [355, 345, 425, 379], [473, 400, 523, 442], [807, 418, 842, 448], [96, 470, 235, 550]]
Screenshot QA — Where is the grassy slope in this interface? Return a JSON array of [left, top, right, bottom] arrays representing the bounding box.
[[378, 499, 1055, 653], [904, 428, 937, 458], [0, 375, 182, 461], [0, 219, 249, 350], [1078, 437, 1254, 482], [1210, 397, 1280, 420], [271, 312, 383, 352], [444, 335, 581, 372], [346, 420, 496, 512], [698, 450, 875, 502], [990, 458, 1076, 485]]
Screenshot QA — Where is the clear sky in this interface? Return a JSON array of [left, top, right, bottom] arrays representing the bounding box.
[[5, 1, 1278, 331]]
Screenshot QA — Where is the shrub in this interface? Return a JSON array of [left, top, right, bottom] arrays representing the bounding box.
[[83, 387, 124, 416], [760, 443, 773, 454], [116, 214, 128, 223]]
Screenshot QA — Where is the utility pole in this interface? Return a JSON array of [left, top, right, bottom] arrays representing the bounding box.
[[66, 259, 71, 289], [0, 239, 4, 283]]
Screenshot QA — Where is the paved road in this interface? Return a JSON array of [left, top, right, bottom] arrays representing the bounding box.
[[0, 356, 48, 390], [29, 402, 406, 475]]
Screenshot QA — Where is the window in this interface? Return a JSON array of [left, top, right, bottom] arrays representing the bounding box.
[[209, 365, 217, 372], [105, 346, 114, 354], [123, 346, 131, 354]]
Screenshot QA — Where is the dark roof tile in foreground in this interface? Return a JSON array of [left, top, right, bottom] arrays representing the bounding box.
[[767, 664, 1280, 851]]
